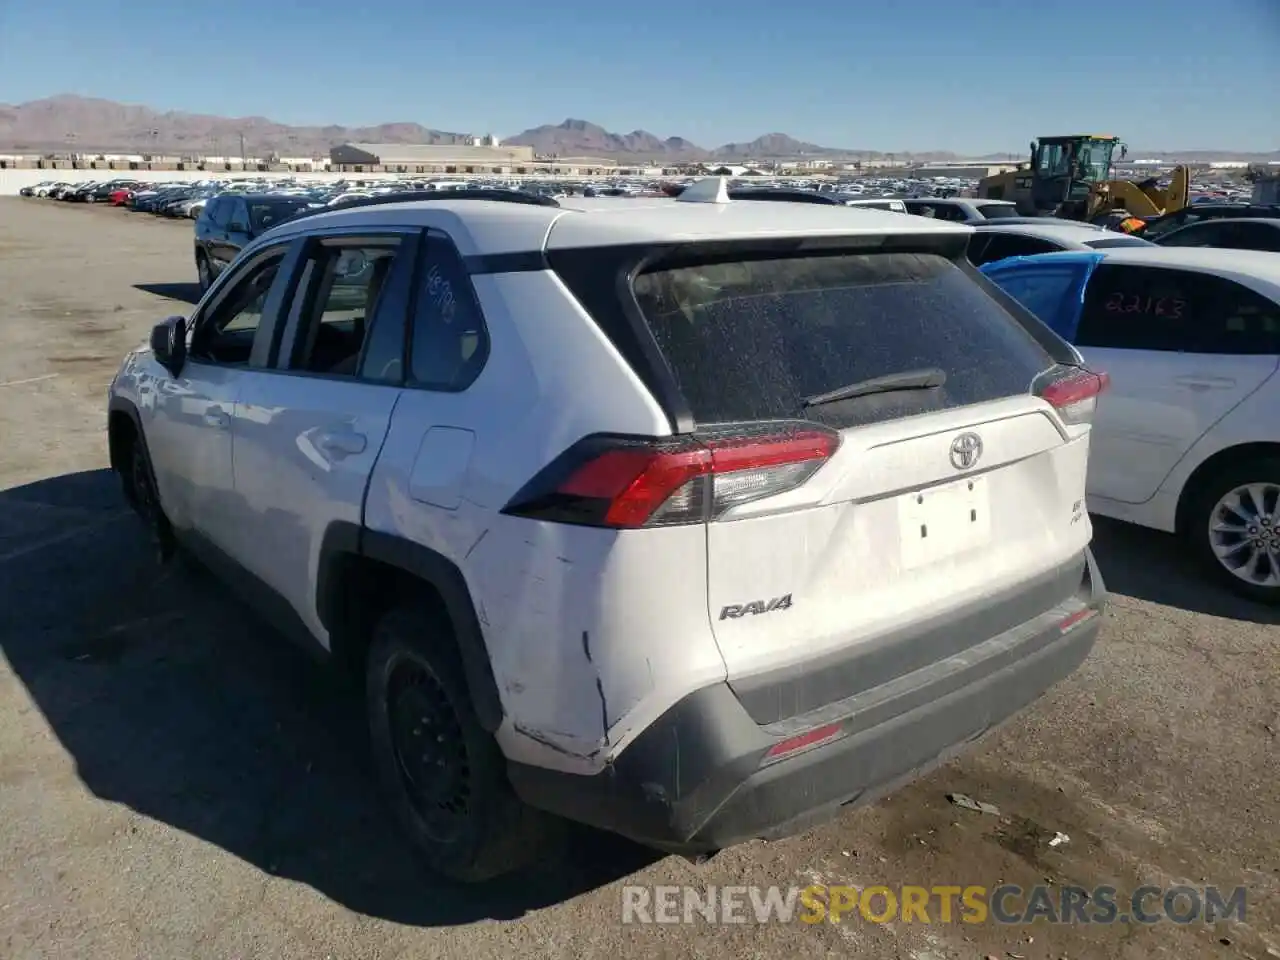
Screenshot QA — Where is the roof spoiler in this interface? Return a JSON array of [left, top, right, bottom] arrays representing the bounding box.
[[676, 176, 731, 204]]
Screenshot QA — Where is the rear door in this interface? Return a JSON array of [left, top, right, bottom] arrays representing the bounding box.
[[230, 229, 418, 644], [1075, 263, 1280, 504], [630, 250, 1096, 681]]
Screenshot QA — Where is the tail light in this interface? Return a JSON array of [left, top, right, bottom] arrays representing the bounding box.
[[1037, 367, 1109, 426], [502, 422, 840, 529]]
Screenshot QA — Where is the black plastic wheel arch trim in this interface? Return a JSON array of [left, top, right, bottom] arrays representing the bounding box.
[[317, 522, 505, 733]]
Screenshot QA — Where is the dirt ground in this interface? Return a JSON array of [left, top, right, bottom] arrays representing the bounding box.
[[0, 197, 1277, 960]]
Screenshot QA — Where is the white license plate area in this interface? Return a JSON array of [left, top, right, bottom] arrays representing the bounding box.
[[897, 475, 992, 570]]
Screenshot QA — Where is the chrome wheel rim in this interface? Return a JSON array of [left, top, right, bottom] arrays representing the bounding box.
[[198, 258, 210, 288], [1208, 482, 1280, 588]]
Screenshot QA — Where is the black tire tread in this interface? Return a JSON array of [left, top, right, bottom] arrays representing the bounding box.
[[365, 604, 548, 883]]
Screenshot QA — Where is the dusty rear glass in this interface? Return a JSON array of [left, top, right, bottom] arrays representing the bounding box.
[[631, 252, 1054, 429]]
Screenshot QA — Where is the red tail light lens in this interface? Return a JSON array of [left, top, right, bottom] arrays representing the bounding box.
[[503, 423, 840, 529], [1038, 367, 1109, 426]]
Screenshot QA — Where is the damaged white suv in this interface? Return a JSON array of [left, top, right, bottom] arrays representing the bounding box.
[[107, 180, 1108, 882]]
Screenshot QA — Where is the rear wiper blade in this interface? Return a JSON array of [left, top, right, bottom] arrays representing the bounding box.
[[802, 367, 946, 407]]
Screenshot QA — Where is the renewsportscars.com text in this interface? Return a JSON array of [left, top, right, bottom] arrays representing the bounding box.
[[621, 884, 1247, 926]]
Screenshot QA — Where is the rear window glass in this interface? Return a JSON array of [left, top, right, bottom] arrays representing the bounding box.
[[631, 252, 1054, 429], [976, 203, 1020, 219], [1083, 236, 1153, 249]]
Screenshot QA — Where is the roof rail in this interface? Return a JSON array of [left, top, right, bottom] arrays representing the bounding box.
[[282, 188, 560, 223]]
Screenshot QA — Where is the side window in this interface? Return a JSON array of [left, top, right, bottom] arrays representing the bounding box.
[[210, 197, 232, 228], [1143, 210, 1196, 239], [969, 233, 1061, 266], [189, 248, 288, 365], [200, 197, 220, 224], [1078, 265, 1280, 354], [408, 235, 489, 390], [228, 199, 250, 232], [1229, 223, 1280, 253], [1159, 222, 1226, 248], [289, 238, 404, 378]]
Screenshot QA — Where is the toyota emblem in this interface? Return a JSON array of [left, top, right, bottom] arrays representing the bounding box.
[[949, 432, 983, 471]]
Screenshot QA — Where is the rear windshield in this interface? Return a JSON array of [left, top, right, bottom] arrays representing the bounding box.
[[631, 252, 1054, 429], [976, 203, 1021, 219], [1083, 236, 1153, 249]]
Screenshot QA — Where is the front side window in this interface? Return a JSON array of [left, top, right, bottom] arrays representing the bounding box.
[[190, 248, 288, 365]]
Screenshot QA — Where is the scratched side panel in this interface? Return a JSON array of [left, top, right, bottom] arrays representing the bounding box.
[[467, 516, 726, 774]]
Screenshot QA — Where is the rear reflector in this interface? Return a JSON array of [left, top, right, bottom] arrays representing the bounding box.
[[1039, 368, 1109, 426], [763, 722, 844, 761], [503, 422, 840, 529], [1057, 606, 1100, 633]]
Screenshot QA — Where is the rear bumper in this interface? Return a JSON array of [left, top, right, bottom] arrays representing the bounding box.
[[507, 548, 1106, 853]]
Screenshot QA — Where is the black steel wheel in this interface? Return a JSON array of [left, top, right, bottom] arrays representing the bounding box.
[[365, 604, 550, 882]]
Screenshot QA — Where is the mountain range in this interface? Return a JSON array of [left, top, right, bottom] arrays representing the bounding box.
[[0, 95, 1275, 164]]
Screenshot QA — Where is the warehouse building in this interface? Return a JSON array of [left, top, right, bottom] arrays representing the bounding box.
[[330, 141, 620, 176], [908, 162, 1021, 179]]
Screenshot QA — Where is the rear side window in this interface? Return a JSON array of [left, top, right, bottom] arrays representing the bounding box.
[[630, 252, 1054, 429], [1078, 264, 1280, 354], [975, 204, 1020, 219], [407, 235, 489, 390], [968, 233, 1062, 266]]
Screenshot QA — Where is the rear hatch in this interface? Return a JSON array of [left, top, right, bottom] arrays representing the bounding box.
[[625, 248, 1100, 691]]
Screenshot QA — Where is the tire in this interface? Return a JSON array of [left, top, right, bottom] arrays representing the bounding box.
[[1184, 456, 1280, 605], [196, 252, 212, 293], [122, 431, 176, 564], [366, 604, 548, 882]]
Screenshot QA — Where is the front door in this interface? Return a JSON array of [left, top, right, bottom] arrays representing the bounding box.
[[231, 230, 419, 645], [146, 243, 295, 543]]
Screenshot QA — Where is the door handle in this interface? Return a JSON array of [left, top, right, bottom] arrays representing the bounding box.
[[315, 430, 367, 458], [1174, 375, 1235, 391], [203, 406, 230, 428]]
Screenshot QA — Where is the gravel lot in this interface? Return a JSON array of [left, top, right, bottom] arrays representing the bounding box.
[[1, 197, 1277, 960]]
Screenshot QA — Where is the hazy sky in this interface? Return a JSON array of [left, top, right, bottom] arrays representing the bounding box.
[[2, 0, 1275, 153]]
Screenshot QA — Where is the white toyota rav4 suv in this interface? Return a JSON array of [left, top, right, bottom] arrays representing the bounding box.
[[107, 179, 1108, 882]]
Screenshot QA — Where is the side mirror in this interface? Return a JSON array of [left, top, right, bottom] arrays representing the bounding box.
[[228, 221, 248, 233], [149, 315, 188, 378]]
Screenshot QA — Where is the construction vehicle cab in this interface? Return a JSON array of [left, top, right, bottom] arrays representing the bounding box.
[[978, 135, 1121, 217], [978, 135, 1190, 225]]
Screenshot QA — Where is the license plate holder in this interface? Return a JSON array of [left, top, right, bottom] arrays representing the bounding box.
[[897, 475, 992, 569]]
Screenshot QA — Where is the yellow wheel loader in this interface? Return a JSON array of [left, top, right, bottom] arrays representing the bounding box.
[[976, 134, 1190, 223]]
